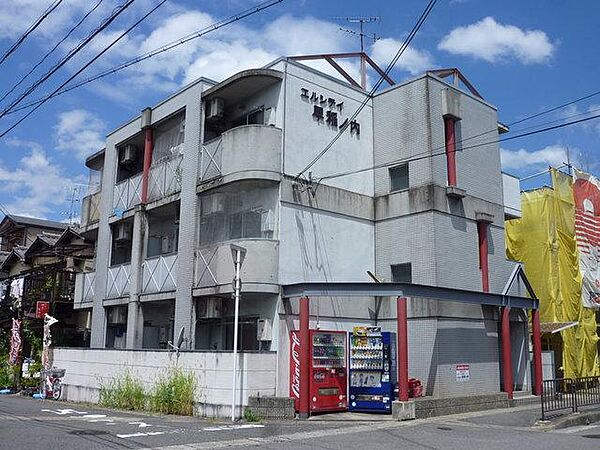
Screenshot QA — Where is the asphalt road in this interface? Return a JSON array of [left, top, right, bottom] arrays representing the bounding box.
[[1, 395, 600, 449]]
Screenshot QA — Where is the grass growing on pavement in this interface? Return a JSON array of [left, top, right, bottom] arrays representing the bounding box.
[[243, 408, 261, 422], [99, 370, 146, 411], [149, 368, 196, 416]]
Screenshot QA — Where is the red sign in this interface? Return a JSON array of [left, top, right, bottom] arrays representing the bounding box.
[[36, 301, 50, 319], [289, 330, 301, 410]]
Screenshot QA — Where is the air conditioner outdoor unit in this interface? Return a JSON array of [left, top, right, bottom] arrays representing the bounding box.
[[207, 97, 225, 119], [120, 144, 137, 165], [108, 306, 127, 324], [114, 223, 132, 242]]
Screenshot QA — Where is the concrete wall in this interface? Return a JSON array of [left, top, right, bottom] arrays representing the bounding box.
[[54, 347, 277, 418]]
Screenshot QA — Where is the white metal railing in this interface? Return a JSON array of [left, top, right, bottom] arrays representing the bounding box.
[[113, 173, 143, 211], [81, 192, 101, 226], [74, 271, 96, 303], [148, 154, 183, 202], [200, 137, 222, 180], [141, 253, 178, 294], [106, 263, 131, 298]]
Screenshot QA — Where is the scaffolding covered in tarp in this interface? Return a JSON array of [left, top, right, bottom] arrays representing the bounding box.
[[506, 168, 600, 378]]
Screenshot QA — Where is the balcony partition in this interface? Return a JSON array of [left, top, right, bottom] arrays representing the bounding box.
[[142, 253, 178, 294], [106, 263, 131, 298]]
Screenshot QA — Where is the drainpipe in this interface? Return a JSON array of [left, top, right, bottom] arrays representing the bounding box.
[[477, 221, 490, 293], [532, 308, 543, 396], [397, 296, 409, 402], [140, 107, 153, 204], [444, 116, 457, 187]]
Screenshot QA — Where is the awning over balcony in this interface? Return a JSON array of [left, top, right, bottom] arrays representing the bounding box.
[[202, 69, 283, 102]]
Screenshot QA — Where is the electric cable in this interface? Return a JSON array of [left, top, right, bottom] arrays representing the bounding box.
[[295, 0, 438, 180], [319, 109, 600, 182], [0, 0, 104, 106], [3, 0, 284, 116], [0, 0, 136, 118], [0, 0, 64, 67], [0, 0, 167, 139]]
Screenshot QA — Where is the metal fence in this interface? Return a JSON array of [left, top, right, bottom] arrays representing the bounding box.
[[541, 376, 600, 420]]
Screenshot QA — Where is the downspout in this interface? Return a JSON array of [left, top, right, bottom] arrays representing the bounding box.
[[140, 107, 153, 204]]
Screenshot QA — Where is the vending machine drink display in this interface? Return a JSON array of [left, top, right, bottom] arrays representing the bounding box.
[[348, 327, 396, 412], [289, 329, 348, 413]]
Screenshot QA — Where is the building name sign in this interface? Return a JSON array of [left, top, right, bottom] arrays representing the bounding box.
[[300, 88, 360, 136]]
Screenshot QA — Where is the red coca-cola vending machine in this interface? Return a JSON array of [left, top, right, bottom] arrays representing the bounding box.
[[290, 329, 348, 413]]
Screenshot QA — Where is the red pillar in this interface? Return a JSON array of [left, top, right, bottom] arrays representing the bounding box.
[[444, 116, 457, 187], [501, 306, 514, 400], [299, 296, 310, 418], [532, 308, 543, 396], [140, 127, 153, 204], [477, 221, 490, 293], [397, 296, 409, 402]]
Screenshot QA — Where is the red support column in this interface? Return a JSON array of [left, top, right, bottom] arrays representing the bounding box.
[[140, 127, 153, 204], [299, 296, 310, 418], [444, 116, 457, 187], [397, 296, 409, 402], [477, 221, 490, 293], [500, 306, 514, 400], [532, 308, 543, 396]]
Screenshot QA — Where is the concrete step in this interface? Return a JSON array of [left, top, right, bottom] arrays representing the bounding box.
[[414, 393, 510, 419]]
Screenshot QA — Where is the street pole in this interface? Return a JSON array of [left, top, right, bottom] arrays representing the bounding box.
[[230, 244, 246, 422]]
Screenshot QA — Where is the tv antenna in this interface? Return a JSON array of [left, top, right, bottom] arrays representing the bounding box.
[[334, 16, 380, 88]]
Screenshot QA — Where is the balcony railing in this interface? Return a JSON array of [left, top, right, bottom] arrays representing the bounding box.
[[141, 253, 178, 294], [113, 173, 142, 212], [148, 154, 183, 202], [80, 192, 101, 226], [106, 263, 131, 298], [199, 125, 282, 182], [74, 271, 95, 303]]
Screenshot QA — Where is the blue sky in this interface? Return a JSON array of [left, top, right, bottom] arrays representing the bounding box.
[[0, 0, 598, 219]]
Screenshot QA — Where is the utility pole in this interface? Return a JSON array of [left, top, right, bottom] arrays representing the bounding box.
[[336, 16, 380, 89], [230, 244, 246, 422]]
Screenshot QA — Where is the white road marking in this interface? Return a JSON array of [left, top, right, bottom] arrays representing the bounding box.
[[129, 421, 152, 428], [41, 408, 88, 415], [202, 424, 265, 432]]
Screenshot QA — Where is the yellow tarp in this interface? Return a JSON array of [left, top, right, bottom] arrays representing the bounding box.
[[505, 169, 599, 378]]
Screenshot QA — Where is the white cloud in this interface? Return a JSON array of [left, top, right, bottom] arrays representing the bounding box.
[[0, 142, 84, 218], [54, 109, 106, 160], [500, 145, 570, 170], [371, 38, 433, 75], [438, 17, 555, 64]]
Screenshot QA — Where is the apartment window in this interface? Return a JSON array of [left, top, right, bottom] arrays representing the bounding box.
[[389, 164, 409, 192], [391, 263, 412, 283]]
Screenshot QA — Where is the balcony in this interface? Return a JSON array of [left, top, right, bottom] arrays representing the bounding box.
[[199, 125, 282, 183], [148, 154, 183, 202], [194, 239, 278, 291], [74, 271, 95, 304], [106, 263, 131, 298], [113, 173, 142, 212], [80, 192, 101, 227], [141, 253, 178, 294]]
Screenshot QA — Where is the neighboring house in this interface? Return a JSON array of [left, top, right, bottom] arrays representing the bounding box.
[[0, 218, 94, 347]]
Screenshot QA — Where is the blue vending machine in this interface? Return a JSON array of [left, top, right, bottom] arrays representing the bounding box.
[[348, 327, 396, 413]]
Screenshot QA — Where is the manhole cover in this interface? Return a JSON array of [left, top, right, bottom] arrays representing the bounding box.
[[437, 426, 452, 431], [69, 430, 110, 436], [582, 434, 600, 439]]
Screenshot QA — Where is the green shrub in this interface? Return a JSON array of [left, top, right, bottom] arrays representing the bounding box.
[[99, 371, 146, 411], [150, 368, 196, 416], [243, 408, 261, 423]]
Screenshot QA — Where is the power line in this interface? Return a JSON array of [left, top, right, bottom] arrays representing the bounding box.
[[0, 0, 64, 67], [0, 0, 104, 106], [4, 0, 284, 116], [296, 0, 438, 180], [0, 0, 136, 118], [319, 109, 600, 182], [0, 0, 167, 139]]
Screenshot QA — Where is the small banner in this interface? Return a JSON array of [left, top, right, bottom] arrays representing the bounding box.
[[573, 169, 600, 309], [8, 318, 22, 366]]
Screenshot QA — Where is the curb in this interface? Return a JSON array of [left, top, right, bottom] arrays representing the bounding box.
[[534, 409, 600, 431]]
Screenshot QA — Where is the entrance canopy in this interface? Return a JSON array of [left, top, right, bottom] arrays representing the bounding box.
[[282, 282, 539, 310]]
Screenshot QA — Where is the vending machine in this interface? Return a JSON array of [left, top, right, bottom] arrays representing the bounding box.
[[348, 327, 396, 413], [290, 330, 348, 413]]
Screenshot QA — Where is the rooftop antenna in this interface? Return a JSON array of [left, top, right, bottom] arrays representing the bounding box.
[[334, 16, 380, 89]]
